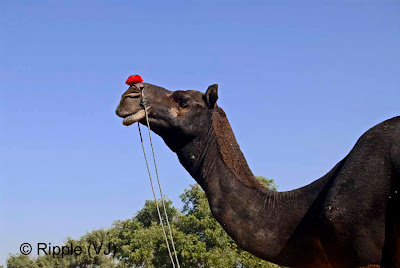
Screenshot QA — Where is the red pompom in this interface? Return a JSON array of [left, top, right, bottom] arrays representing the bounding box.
[[126, 75, 143, 85]]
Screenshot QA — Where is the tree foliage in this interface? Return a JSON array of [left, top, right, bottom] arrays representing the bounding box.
[[7, 178, 280, 267]]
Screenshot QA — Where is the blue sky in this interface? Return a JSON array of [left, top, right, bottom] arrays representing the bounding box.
[[1, 0, 399, 264]]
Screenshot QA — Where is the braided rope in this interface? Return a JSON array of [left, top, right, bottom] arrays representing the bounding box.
[[137, 123, 176, 267]]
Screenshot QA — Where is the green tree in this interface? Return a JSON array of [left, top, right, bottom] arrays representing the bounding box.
[[110, 177, 279, 267], [7, 178, 281, 268], [7, 255, 39, 268], [256, 176, 278, 191]]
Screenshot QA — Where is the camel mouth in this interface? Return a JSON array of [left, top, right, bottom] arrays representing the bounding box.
[[121, 107, 150, 126]]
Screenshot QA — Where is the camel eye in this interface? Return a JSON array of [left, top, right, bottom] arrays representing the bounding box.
[[172, 92, 189, 108], [178, 97, 189, 108]]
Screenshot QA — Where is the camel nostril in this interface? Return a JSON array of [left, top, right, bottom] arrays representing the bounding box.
[[122, 92, 141, 98]]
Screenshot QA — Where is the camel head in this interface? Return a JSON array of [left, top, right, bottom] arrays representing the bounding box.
[[116, 83, 219, 151]]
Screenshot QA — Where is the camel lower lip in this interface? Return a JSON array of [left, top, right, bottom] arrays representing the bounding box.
[[122, 110, 146, 126]]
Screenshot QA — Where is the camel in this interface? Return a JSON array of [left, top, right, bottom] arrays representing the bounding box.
[[116, 82, 400, 267]]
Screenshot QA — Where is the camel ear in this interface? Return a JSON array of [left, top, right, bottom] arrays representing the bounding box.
[[204, 84, 218, 108]]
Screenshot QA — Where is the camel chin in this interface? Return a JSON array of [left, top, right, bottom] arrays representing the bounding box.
[[122, 110, 146, 126]]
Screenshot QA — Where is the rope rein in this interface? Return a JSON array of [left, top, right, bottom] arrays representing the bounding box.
[[137, 124, 176, 267], [138, 88, 181, 268]]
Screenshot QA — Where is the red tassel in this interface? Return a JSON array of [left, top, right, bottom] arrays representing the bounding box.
[[126, 75, 143, 85]]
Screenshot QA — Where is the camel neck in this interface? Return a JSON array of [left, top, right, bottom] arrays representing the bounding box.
[[176, 108, 284, 260], [176, 108, 339, 265], [177, 108, 263, 190]]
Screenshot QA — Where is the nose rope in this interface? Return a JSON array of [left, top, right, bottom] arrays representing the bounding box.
[[137, 88, 181, 268]]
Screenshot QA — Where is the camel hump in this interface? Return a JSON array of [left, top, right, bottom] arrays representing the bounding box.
[[354, 116, 400, 147], [367, 116, 400, 134], [378, 115, 400, 130], [375, 116, 400, 145], [343, 116, 400, 175], [382, 117, 400, 175]]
